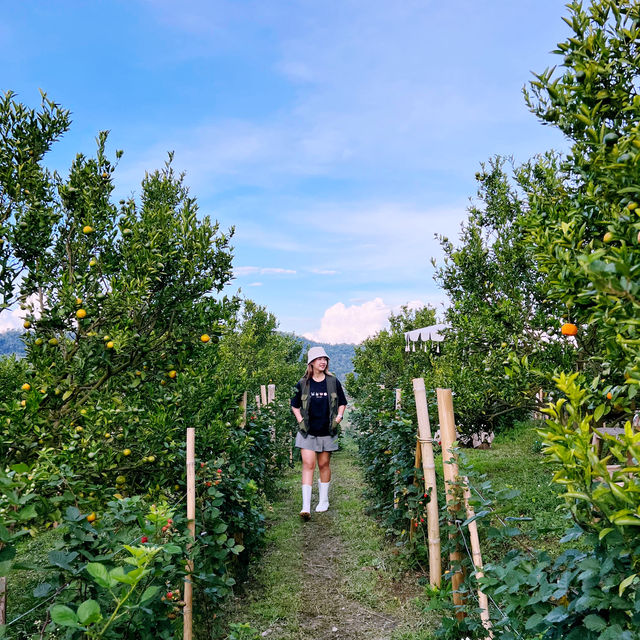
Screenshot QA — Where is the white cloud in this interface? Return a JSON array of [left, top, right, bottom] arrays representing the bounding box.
[[310, 268, 338, 275], [248, 282, 263, 287], [0, 307, 25, 332], [234, 266, 296, 276], [261, 267, 296, 275], [303, 297, 432, 344]]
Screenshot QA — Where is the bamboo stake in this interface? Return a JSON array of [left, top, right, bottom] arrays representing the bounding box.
[[412, 378, 441, 587], [184, 428, 196, 640], [239, 391, 247, 428], [436, 388, 465, 619], [260, 384, 267, 406], [464, 484, 492, 637], [395, 388, 402, 411], [0, 576, 5, 626], [267, 384, 275, 404], [255, 394, 261, 409]]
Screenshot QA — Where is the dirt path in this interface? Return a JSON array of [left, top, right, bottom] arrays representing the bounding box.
[[223, 443, 437, 640]]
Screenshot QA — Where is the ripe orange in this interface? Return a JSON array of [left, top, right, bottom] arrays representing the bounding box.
[[123, 448, 131, 456], [561, 323, 578, 336], [200, 334, 210, 343], [76, 297, 82, 305], [20, 400, 26, 407], [603, 231, 614, 243], [168, 370, 177, 379], [22, 383, 31, 391], [607, 392, 613, 400], [83, 225, 93, 234], [76, 309, 87, 319], [106, 341, 114, 349], [86, 512, 97, 522], [23, 320, 31, 329]]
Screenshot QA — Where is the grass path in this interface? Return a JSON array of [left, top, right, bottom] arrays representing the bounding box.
[[222, 441, 438, 640]]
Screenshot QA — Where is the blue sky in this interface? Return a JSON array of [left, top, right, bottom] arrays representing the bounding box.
[[2, 0, 570, 342]]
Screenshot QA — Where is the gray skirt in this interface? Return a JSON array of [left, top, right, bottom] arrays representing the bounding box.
[[295, 431, 339, 452]]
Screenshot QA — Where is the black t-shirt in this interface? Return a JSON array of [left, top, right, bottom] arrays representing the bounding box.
[[291, 376, 347, 437]]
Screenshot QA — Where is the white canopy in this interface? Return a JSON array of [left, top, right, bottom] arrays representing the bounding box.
[[404, 323, 451, 352]]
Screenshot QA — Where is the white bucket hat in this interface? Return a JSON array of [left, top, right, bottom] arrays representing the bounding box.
[[307, 346, 329, 364]]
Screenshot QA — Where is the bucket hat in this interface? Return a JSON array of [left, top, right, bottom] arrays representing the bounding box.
[[307, 346, 329, 364]]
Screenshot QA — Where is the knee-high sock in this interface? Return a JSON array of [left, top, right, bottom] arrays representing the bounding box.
[[316, 480, 330, 512], [301, 484, 312, 513]]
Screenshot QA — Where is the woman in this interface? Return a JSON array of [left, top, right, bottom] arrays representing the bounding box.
[[291, 346, 347, 519]]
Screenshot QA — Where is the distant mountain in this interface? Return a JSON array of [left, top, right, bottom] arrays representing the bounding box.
[[0, 330, 24, 356], [289, 335, 355, 381]]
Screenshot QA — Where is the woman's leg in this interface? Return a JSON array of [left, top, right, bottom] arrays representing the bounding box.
[[301, 449, 317, 485], [300, 448, 316, 518], [316, 451, 332, 512], [317, 451, 331, 482]]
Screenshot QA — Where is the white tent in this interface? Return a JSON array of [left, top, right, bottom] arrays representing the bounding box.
[[404, 323, 451, 352]]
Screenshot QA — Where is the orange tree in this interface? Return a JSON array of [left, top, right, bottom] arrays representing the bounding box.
[[432, 157, 578, 438], [0, 90, 235, 514], [523, 0, 640, 421]]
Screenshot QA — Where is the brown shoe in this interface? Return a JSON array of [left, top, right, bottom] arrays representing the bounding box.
[[300, 511, 311, 521]]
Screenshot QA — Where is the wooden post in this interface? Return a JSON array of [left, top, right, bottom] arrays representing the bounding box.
[[267, 384, 275, 404], [436, 388, 465, 619], [184, 428, 196, 640], [239, 391, 247, 428], [464, 484, 492, 637], [412, 378, 441, 587], [260, 385, 267, 406], [255, 394, 261, 409], [0, 576, 5, 626], [395, 388, 402, 411]]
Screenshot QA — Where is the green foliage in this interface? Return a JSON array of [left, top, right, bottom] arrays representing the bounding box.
[[523, 0, 640, 418], [432, 157, 577, 436]]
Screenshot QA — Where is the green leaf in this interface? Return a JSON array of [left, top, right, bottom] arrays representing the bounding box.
[[47, 550, 78, 571], [583, 614, 606, 631], [598, 527, 613, 540], [50, 604, 83, 628], [86, 562, 115, 588], [619, 573, 637, 596], [140, 585, 160, 603], [0, 561, 12, 577], [33, 582, 53, 598], [594, 403, 605, 422], [525, 613, 545, 630], [163, 544, 182, 555], [77, 599, 102, 625]]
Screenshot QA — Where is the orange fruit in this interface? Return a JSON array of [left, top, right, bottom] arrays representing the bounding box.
[[168, 370, 177, 379], [48, 337, 59, 346], [106, 341, 114, 349], [607, 392, 613, 400], [561, 323, 578, 336], [123, 448, 131, 456], [76, 297, 82, 305], [83, 225, 93, 234], [603, 231, 614, 243], [200, 334, 210, 343], [76, 309, 87, 319], [86, 512, 97, 522], [23, 320, 31, 329], [21, 383, 31, 391]]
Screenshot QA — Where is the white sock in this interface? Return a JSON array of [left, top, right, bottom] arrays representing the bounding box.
[[301, 484, 312, 513], [316, 481, 330, 512]]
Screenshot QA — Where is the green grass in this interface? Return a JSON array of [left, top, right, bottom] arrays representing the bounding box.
[[5, 526, 65, 640]]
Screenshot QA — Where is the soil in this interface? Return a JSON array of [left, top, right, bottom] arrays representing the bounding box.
[[294, 510, 401, 640]]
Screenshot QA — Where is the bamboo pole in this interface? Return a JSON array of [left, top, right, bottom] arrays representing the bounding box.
[[184, 428, 196, 640], [255, 394, 261, 409], [463, 484, 492, 637], [267, 384, 275, 404], [260, 384, 267, 406], [412, 378, 441, 587], [239, 391, 247, 428], [436, 388, 465, 619], [0, 576, 5, 626], [395, 388, 402, 411]]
